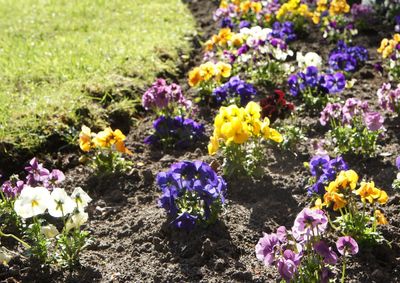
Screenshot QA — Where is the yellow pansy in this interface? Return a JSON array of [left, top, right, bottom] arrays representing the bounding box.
[[208, 136, 219, 155], [200, 62, 216, 81], [79, 125, 93, 152], [245, 101, 261, 121], [216, 62, 232, 78], [188, 67, 202, 87], [374, 210, 388, 225]]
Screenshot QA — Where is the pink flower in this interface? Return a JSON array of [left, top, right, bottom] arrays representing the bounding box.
[[363, 111, 384, 131], [336, 236, 359, 256]]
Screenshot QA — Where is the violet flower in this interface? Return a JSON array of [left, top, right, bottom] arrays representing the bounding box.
[[336, 236, 359, 256], [314, 240, 338, 265], [277, 250, 301, 282], [396, 156, 400, 170], [25, 158, 50, 186], [293, 208, 328, 240], [255, 232, 280, 265]]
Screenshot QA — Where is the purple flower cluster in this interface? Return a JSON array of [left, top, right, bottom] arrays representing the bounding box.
[[144, 116, 204, 149], [1, 158, 65, 198], [329, 41, 368, 73], [377, 83, 400, 113], [256, 208, 341, 282], [288, 66, 346, 97], [212, 76, 257, 106], [270, 21, 297, 43], [157, 161, 227, 230], [351, 4, 374, 22], [320, 98, 385, 132], [307, 155, 348, 195], [142, 79, 192, 113]]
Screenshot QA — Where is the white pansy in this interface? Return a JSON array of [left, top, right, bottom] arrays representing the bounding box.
[[41, 224, 59, 238], [65, 211, 88, 232], [14, 186, 50, 218], [297, 52, 322, 69], [48, 188, 75, 217], [71, 187, 92, 211], [0, 247, 12, 265]]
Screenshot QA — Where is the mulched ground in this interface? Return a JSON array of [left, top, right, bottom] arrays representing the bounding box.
[[1, 0, 400, 282]]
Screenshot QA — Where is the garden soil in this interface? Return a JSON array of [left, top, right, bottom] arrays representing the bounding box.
[[1, 0, 400, 282]]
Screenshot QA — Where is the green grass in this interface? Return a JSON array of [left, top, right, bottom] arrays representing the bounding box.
[[0, 0, 195, 151]]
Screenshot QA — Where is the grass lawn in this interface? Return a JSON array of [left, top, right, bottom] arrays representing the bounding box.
[[0, 0, 195, 152]]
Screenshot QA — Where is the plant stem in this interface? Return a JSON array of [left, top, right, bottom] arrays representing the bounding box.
[[341, 256, 346, 283], [0, 230, 31, 249]]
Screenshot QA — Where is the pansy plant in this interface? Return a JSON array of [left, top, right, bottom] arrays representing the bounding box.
[[320, 98, 385, 156], [314, 169, 389, 245], [157, 161, 227, 230], [79, 125, 133, 174]]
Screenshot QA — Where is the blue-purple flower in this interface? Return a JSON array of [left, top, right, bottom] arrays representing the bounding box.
[[329, 41, 368, 73], [212, 76, 257, 106], [145, 116, 204, 148], [157, 161, 226, 230]]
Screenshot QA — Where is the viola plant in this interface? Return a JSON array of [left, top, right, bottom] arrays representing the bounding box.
[[351, 3, 375, 31], [188, 61, 232, 102], [213, 0, 268, 30], [317, 0, 357, 43], [142, 78, 194, 116], [377, 83, 400, 115], [1, 158, 66, 234], [270, 21, 297, 43], [276, 0, 315, 32], [305, 155, 349, 196], [0, 184, 92, 268], [259, 89, 294, 124], [79, 126, 133, 174], [319, 98, 385, 156], [234, 26, 294, 87], [315, 169, 389, 245], [144, 116, 205, 149], [393, 156, 400, 190], [212, 76, 257, 106], [157, 161, 227, 230], [208, 101, 283, 177], [329, 40, 368, 74], [256, 207, 359, 282], [377, 33, 400, 81], [288, 66, 346, 109]]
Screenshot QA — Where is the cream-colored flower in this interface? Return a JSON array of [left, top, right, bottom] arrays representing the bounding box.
[[71, 187, 92, 211], [41, 224, 59, 238], [65, 211, 89, 232], [14, 186, 50, 218], [48, 188, 75, 217]]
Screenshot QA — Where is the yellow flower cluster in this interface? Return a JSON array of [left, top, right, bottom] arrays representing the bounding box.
[[328, 0, 350, 16], [208, 102, 283, 155], [276, 0, 314, 22], [239, 0, 262, 14], [378, 34, 400, 59], [316, 170, 388, 225], [219, 0, 262, 14], [311, 0, 350, 24], [204, 28, 244, 51], [79, 125, 132, 155], [188, 61, 232, 87]]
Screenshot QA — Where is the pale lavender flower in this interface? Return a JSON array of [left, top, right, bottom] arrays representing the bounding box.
[[277, 249, 301, 282], [396, 156, 400, 170], [336, 236, 359, 255], [43, 169, 65, 189], [255, 232, 280, 265], [364, 111, 384, 131], [293, 208, 328, 241]]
